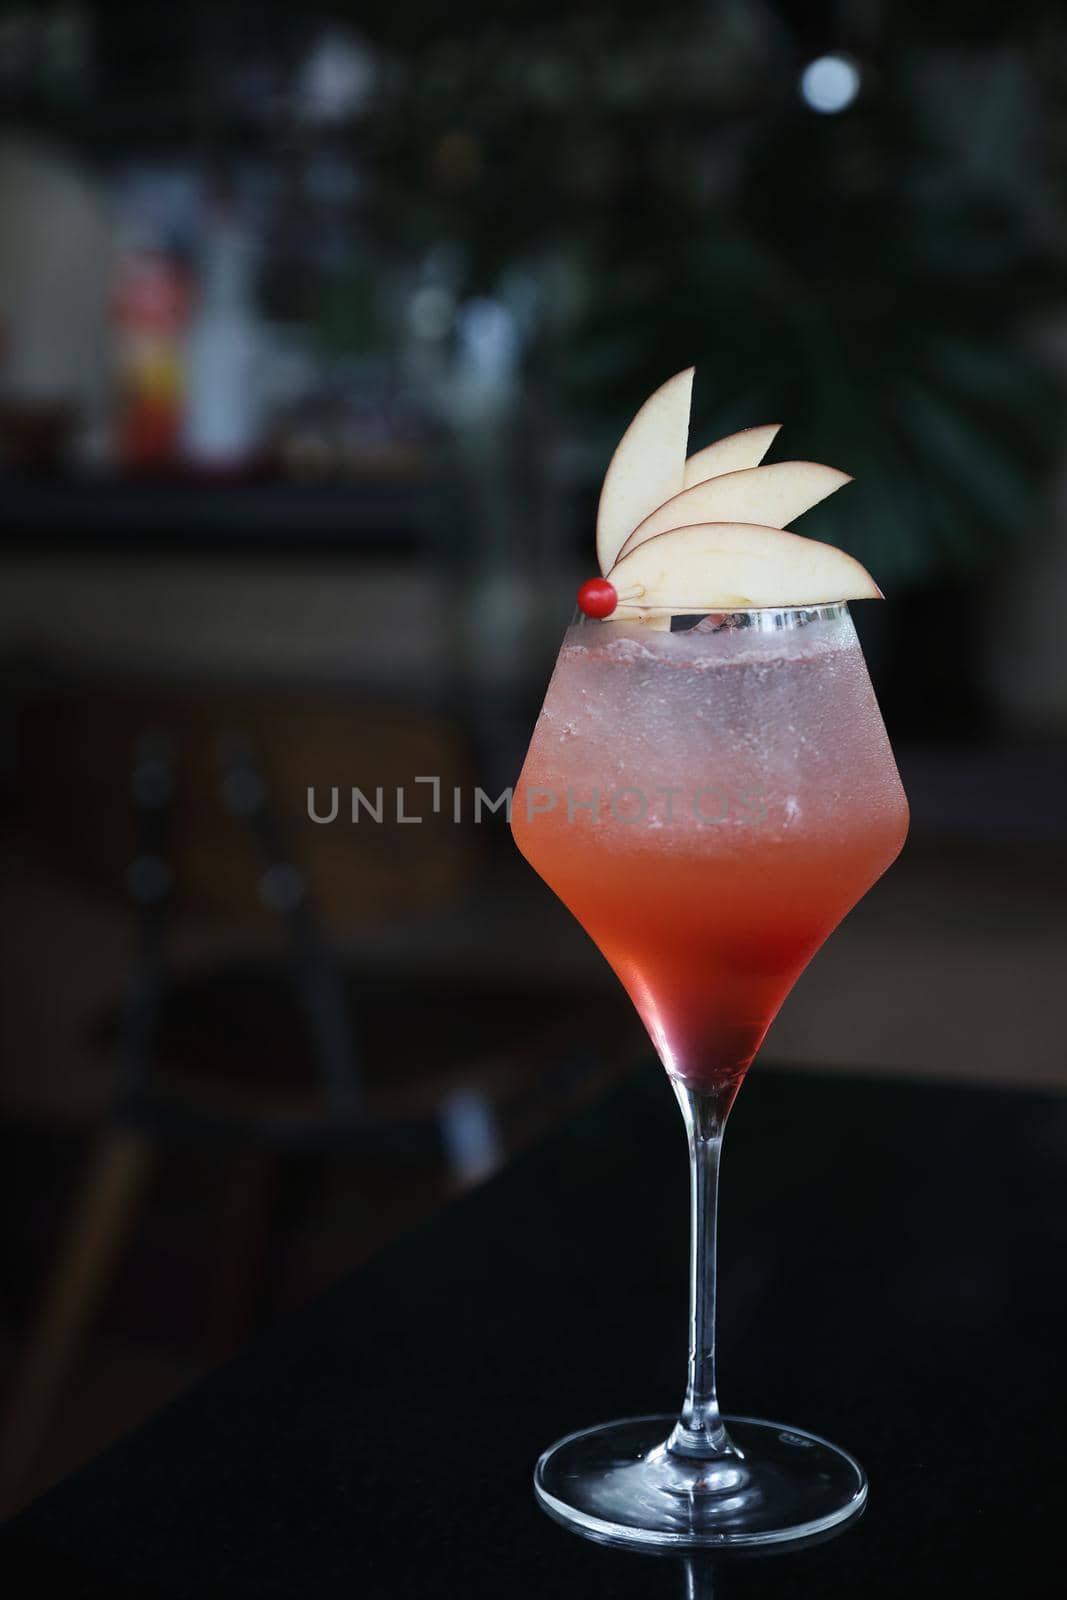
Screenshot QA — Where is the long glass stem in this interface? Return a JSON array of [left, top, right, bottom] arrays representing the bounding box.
[[667, 1082, 735, 1460]]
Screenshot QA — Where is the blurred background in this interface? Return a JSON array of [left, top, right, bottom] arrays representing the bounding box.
[[2, 0, 1067, 1515]]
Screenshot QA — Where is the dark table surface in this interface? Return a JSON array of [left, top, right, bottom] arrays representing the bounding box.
[[3, 1063, 1066, 1598]]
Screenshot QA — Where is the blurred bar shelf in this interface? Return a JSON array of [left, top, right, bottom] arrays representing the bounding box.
[[0, 478, 467, 558]]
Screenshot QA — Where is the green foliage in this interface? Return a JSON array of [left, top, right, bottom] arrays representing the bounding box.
[[563, 102, 1064, 585]]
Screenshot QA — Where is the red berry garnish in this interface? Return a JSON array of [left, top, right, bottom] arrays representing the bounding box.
[[577, 577, 618, 618]]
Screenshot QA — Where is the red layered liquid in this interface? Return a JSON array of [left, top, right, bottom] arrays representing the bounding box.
[[512, 823, 903, 1101]]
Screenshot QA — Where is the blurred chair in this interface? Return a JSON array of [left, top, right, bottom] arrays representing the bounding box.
[[0, 684, 630, 1507]]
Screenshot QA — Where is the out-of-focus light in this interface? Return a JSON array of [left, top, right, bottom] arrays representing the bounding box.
[[800, 54, 860, 115], [456, 298, 520, 387], [409, 286, 455, 341], [298, 28, 375, 124]]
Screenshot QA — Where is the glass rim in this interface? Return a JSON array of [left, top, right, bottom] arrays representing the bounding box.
[[571, 601, 852, 632]]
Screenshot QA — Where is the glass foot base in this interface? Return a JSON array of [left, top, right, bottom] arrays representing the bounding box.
[[534, 1414, 866, 1550]]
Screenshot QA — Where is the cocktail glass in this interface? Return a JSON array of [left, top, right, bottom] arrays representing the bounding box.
[[512, 602, 909, 1548]]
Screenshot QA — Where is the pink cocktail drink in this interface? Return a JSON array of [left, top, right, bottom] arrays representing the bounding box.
[[513, 606, 907, 1104]]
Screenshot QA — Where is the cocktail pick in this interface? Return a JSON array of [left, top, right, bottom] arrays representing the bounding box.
[[576, 579, 646, 618]]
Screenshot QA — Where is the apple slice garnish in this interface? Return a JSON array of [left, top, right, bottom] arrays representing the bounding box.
[[614, 461, 852, 565], [596, 368, 693, 575], [607, 522, 881, 612], [684, 423, 781, 488]]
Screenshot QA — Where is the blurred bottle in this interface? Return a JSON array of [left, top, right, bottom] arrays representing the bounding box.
[[112, 228, 191, 470], [183, 208, 266, 474], [0, 132, 111, 473]]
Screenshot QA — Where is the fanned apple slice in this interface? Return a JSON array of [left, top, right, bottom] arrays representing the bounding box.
[[684, 423, 781, 488], [596, 368, 693, 575], [613, 461, 851, 564], [608, 522, 881, 612]]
